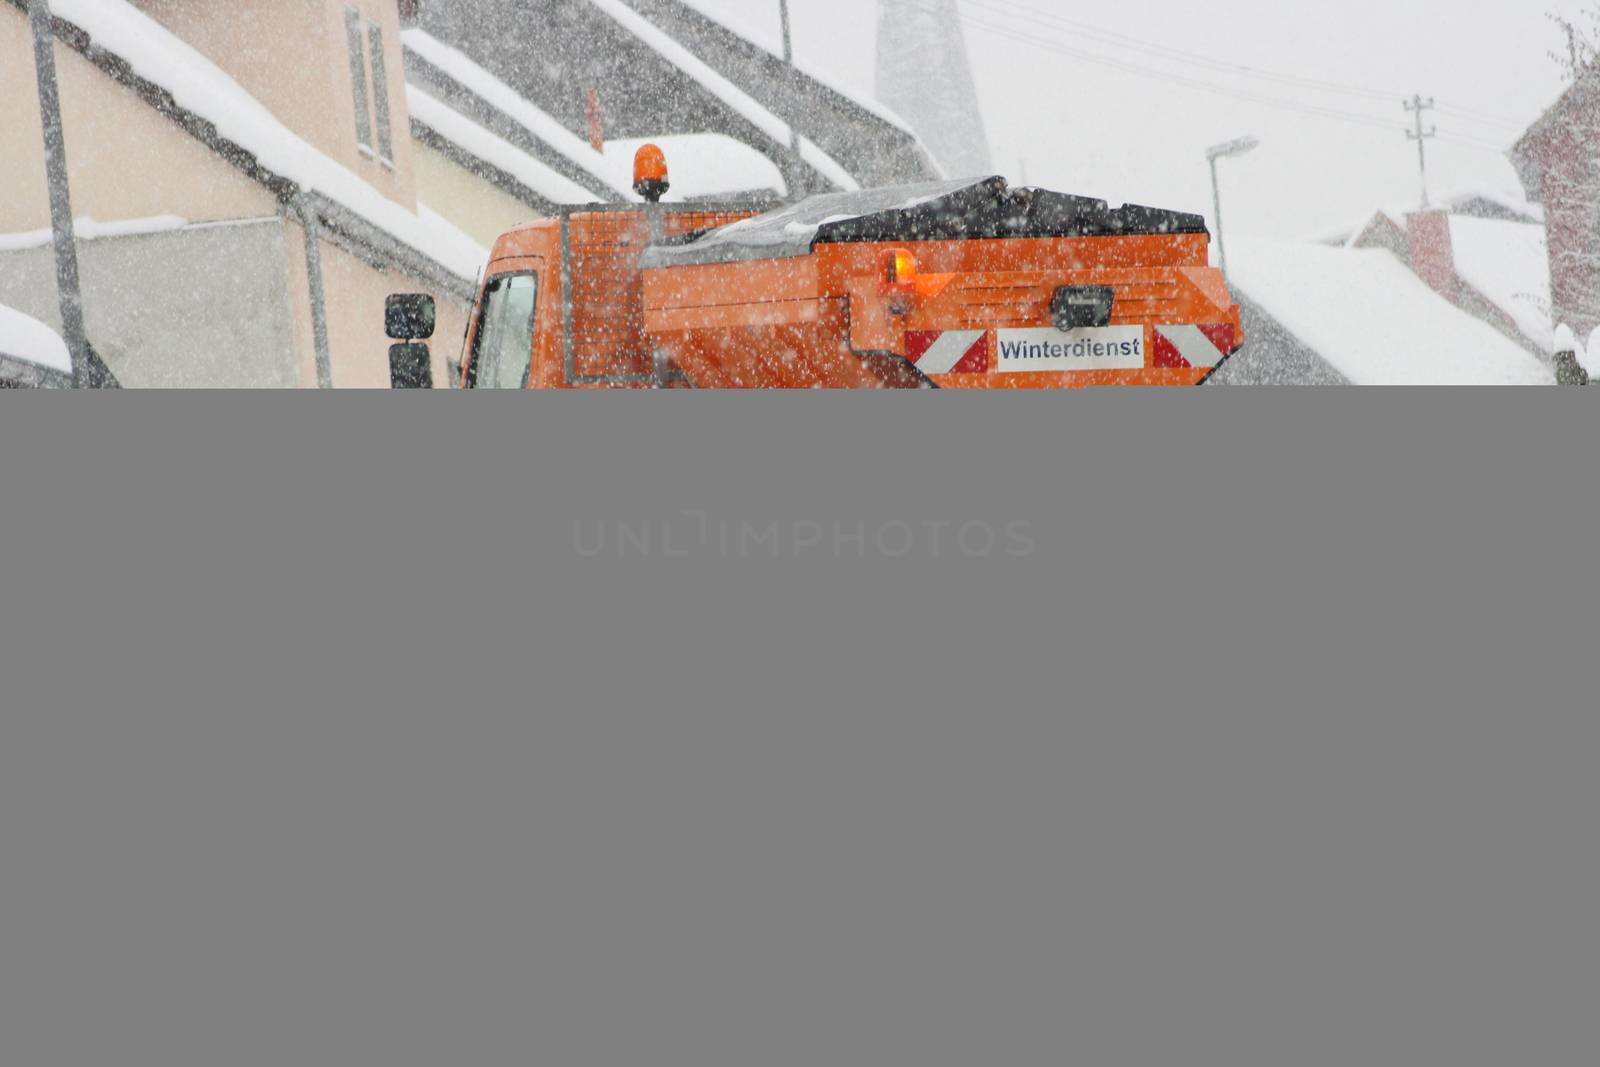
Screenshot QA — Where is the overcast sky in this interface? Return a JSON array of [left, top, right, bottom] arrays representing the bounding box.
[[684, 0, 1582, 238]]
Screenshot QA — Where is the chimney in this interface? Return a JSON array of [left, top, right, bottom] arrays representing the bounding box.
[[1406, 209, 1459, 302], [586, 89, 605, 154]]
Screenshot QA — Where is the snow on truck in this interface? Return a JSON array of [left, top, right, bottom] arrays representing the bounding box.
[[385, 148, 1244, 390]]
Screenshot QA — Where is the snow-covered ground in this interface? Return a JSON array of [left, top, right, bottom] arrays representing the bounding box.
[[0, 305, 72, 376]]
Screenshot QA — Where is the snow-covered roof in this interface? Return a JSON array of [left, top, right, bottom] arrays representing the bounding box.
[[669, 0, 917, 136], [1329, 209, 1406, 249], [1321, 194, 1553, 353], [403, 28, 636, 201], [0, 304, 71, 376], [44, 0, 485, 283], [406, 86, 597, 206], [1332, 187, 1544, 246], [1434, 187, 1543, 224], [1449, 216, 1552, 353], [406, 70, 782, 205], [600, 134, 785, 199], [582, 0, 859, 192], [1515, 64, 1600, 154], [1230, 239, 1553, 386]]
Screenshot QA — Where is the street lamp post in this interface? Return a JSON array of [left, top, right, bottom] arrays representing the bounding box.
[[28, 0, 91, 387], [1206, 136, 1260, 281], [777, 0, 805, 198]]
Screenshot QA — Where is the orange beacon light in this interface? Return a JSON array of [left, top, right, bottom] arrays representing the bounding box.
[[633, 144, 670, 203]]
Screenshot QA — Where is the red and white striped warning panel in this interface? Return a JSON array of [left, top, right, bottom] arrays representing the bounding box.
[[906, 330, 990, 375], [1152, 324, 1236, 370]]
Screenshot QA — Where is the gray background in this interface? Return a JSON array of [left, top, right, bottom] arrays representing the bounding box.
[[1, 392, 1594, 1067]]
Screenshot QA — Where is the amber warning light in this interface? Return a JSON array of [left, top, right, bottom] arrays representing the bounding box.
[[886, 247, 917, 285], [634, 144, 670, 203], [882, 247, 919, 316]]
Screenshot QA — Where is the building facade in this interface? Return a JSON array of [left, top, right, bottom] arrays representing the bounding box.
[[1512, 67, 1600, 341], [1, 0, 480, 387]]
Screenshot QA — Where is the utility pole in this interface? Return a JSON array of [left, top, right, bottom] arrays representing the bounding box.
[[1404, 95, 1437, 209], [28, 0, 91, 387], [777, 0, 806, 198]]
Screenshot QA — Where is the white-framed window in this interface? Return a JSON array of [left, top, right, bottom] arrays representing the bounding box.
[[343, 8, 393, 163], [343, 7, 372, 153], [367, 23, 395, 163]]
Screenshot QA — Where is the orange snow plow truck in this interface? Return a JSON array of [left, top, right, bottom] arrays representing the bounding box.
[[388, 154, 1243, 390]]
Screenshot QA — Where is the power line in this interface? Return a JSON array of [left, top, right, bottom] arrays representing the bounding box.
[[958, 14, 1408, 131], [1438, 131, 1516, 151], [967, 0, 1401, 101], [969, 0, 1523, 126], [955, 10, 1515, 151], [1434, 104, 1525, 133], [961, 0, 1529, 132]]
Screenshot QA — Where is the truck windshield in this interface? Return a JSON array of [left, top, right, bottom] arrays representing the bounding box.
[[470, 273, 538, 390]]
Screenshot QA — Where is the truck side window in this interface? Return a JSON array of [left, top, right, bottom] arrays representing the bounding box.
[[469, 273, 538, 390]]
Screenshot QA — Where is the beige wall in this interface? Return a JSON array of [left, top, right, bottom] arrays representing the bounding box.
[[412, 143, 539, 248], [0, 219, 302, 387], [131, 0, 418, 211], [0, 213, 470, 389], [318, 234, 469, 388], [0, 8, 277, 233], [283, 217, 472, 389]]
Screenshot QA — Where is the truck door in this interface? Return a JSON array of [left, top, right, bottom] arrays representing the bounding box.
[[465, 270, 540, 390]]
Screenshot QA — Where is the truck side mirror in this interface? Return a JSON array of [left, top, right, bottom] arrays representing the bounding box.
[[390, 343, 434, 389], [386, 293, 436, 340]]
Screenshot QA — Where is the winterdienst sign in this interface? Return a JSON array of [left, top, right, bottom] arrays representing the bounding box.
[[996, 327, 1147, 373]]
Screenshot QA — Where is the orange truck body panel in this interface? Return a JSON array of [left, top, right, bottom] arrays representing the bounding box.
[[458, 180, 1243, 390]]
